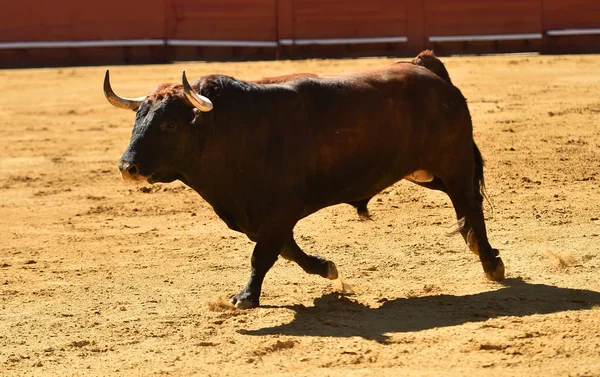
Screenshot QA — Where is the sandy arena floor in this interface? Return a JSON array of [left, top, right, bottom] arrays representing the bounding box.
[[1, 54, 599, 377]]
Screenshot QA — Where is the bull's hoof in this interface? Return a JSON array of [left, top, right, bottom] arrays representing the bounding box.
[[313, 255, 338, 280], [230, 292, 259, 309], [483, 254, 505, 281], [327, 260, 339, 280], [357, 209, 372, 221]]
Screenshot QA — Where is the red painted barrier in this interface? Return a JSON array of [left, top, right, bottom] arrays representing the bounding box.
[[0, 0, 165, 42], [167, 0, 277, 41], [425, 0, 542, 36], [0, 0, 598, 67], [543, 0, 600, 30]]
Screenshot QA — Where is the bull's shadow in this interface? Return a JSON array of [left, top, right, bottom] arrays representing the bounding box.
[[247, 279, 600, 342]]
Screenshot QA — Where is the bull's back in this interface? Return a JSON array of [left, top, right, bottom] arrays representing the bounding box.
[[288, 65, 470, 209]]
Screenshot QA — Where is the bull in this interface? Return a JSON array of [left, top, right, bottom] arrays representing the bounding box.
[[103, 51, 504, 309]]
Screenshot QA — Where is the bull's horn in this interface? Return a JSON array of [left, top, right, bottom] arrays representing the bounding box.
[[103, 70, 147, 110], [182, 71, 213, 112]]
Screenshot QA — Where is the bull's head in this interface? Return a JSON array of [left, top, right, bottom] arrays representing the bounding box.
[[104, 70, 213, 184]]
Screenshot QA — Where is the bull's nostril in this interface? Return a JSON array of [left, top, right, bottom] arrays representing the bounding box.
[[127, 164, 139, 176]]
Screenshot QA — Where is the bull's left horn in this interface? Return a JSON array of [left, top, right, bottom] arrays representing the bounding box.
[[182, 71, 213, 112], [103, 70, 147, 110]]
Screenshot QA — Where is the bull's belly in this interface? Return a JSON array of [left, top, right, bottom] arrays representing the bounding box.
[[302, 167, 434, 217]]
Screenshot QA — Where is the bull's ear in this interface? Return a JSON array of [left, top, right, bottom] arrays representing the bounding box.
[[190, 108, 202, 125]]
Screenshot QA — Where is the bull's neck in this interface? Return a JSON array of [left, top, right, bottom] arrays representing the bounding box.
[[177, 132, 239, 207]]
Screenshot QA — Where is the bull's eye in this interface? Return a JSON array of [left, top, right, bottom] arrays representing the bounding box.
[[161, 122, 178, 132]]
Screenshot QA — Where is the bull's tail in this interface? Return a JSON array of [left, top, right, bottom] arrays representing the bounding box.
[[473, 141, 489, 207], [412, 50, 453, 84], [447, 141, 489, 237]]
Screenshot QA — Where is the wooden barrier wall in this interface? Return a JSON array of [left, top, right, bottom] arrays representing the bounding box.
[[543, 0, 600, 29], [0, 0, 599, 67], [168, 0, 277, 41], [289, 0, 409, 39], [0, 0, 165, 41], [425, 0, 542, 36]]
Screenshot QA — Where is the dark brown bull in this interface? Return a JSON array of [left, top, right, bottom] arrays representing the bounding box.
[[103, 51, 504, 309]]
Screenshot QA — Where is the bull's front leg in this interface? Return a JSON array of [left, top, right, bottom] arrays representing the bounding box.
[[231, 231, 289, 309]]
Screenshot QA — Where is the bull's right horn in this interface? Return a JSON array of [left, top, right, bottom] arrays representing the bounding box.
[[182, 71, 213, 112], [103, 70, 147, 110]]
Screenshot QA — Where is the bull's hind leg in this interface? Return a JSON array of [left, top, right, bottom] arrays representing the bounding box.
[[412, 177, 479, 254], [441, 175, 504, 281], [279, 236, 338, 280], [347, 198, 372, 220]]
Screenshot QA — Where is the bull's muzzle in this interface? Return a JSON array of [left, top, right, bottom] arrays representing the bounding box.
[[118, 160, 143, 182]]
